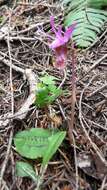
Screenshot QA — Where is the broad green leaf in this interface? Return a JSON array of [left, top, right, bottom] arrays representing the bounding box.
[[14, 128, 52, 159], [42, 131, 66, 166], [14, 128, 66, 165], [16, 161, 37, 181], [40, 75, 57, 85]]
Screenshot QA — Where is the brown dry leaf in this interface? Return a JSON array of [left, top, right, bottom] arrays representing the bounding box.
[[77, 151, 107, 180], [50, 115, 62, 127], [92, 153, 107, 179], [77, 152, 98, 179], [61, 185, 73, 190]]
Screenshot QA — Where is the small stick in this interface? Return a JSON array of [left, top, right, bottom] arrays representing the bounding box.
[[7, 13, 14, 115], [79, 54, 107, 80], [87, 83, 107, 98], [0, 130, 13, 187], [79, 76, 107, 166], [58, 69, 67, 89], [86, 28, 107, 50]]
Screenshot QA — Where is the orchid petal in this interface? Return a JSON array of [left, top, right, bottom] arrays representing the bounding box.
[[49, 38, 65, 49], [50, 16, 57, 34], [57, 25, 63, 38], [49, 16, 76, 70], [64, 23, 76, 42]]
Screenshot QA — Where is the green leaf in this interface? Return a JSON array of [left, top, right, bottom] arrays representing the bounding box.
[[42, 131, 66, 166], [88, 0, 107, 9], [14, 128, 66, 165], [14, 128, 52, 159], [16, 161, 37, 181], [47, 88, 62, 104], [61, 0, 107, 8], [40, 75, 57, 85], [62, 0, 107, 48], [35, 84, 49, 107], [35, 75, 62, 107]]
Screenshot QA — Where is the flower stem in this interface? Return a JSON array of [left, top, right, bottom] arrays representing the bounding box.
[[68, 44, 77, 144]]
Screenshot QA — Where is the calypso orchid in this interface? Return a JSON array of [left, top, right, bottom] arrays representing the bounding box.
[[49, 16, 76, 69]]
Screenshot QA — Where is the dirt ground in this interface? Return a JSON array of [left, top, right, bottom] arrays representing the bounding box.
[[0, 0, 107, 190]]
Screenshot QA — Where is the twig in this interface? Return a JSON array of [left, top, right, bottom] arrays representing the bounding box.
[[57, 100, 66, 120], [86, 28, 107, 50], [0, 106, 36, 121], [0, 130, 13, 187], [16, 69, 37, 120], [58, 69, 67, 89], [87, 83, 107, 98], [85, 118, 107, 131], [0, 35, 37, 41], [1, 179, 9, 190], [79, 54, 107, 80], [0, 61, 38, 127], [7, 13, 14, 115], [79, 75, 107, 166], [0, 14, 14, 188], [13, 23, 44, 35], [0, 51, 26, 67], [0, 55, 24, 74], [99, 176, 107, 190]]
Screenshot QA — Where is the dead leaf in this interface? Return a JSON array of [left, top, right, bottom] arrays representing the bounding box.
[[61, 185, 73, 190], [50, 115, 62, 127], [77, 152, 98, 179], [92, 153, 107, 179]]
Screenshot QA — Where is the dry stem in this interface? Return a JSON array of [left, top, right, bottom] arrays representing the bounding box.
[[68, 45, 77, 144]]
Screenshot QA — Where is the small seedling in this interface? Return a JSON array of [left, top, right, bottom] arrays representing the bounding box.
[[35, 74, 62, 108]]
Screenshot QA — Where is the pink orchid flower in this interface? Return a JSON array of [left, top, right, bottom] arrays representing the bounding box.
[[49, 16, 76, 70]]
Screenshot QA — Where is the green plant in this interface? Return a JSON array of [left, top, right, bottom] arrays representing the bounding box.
[[14, 128, 66, 190], [61, 0, 107, 47], [35, 74, 62, 107], [16, 161, 38, 181]]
